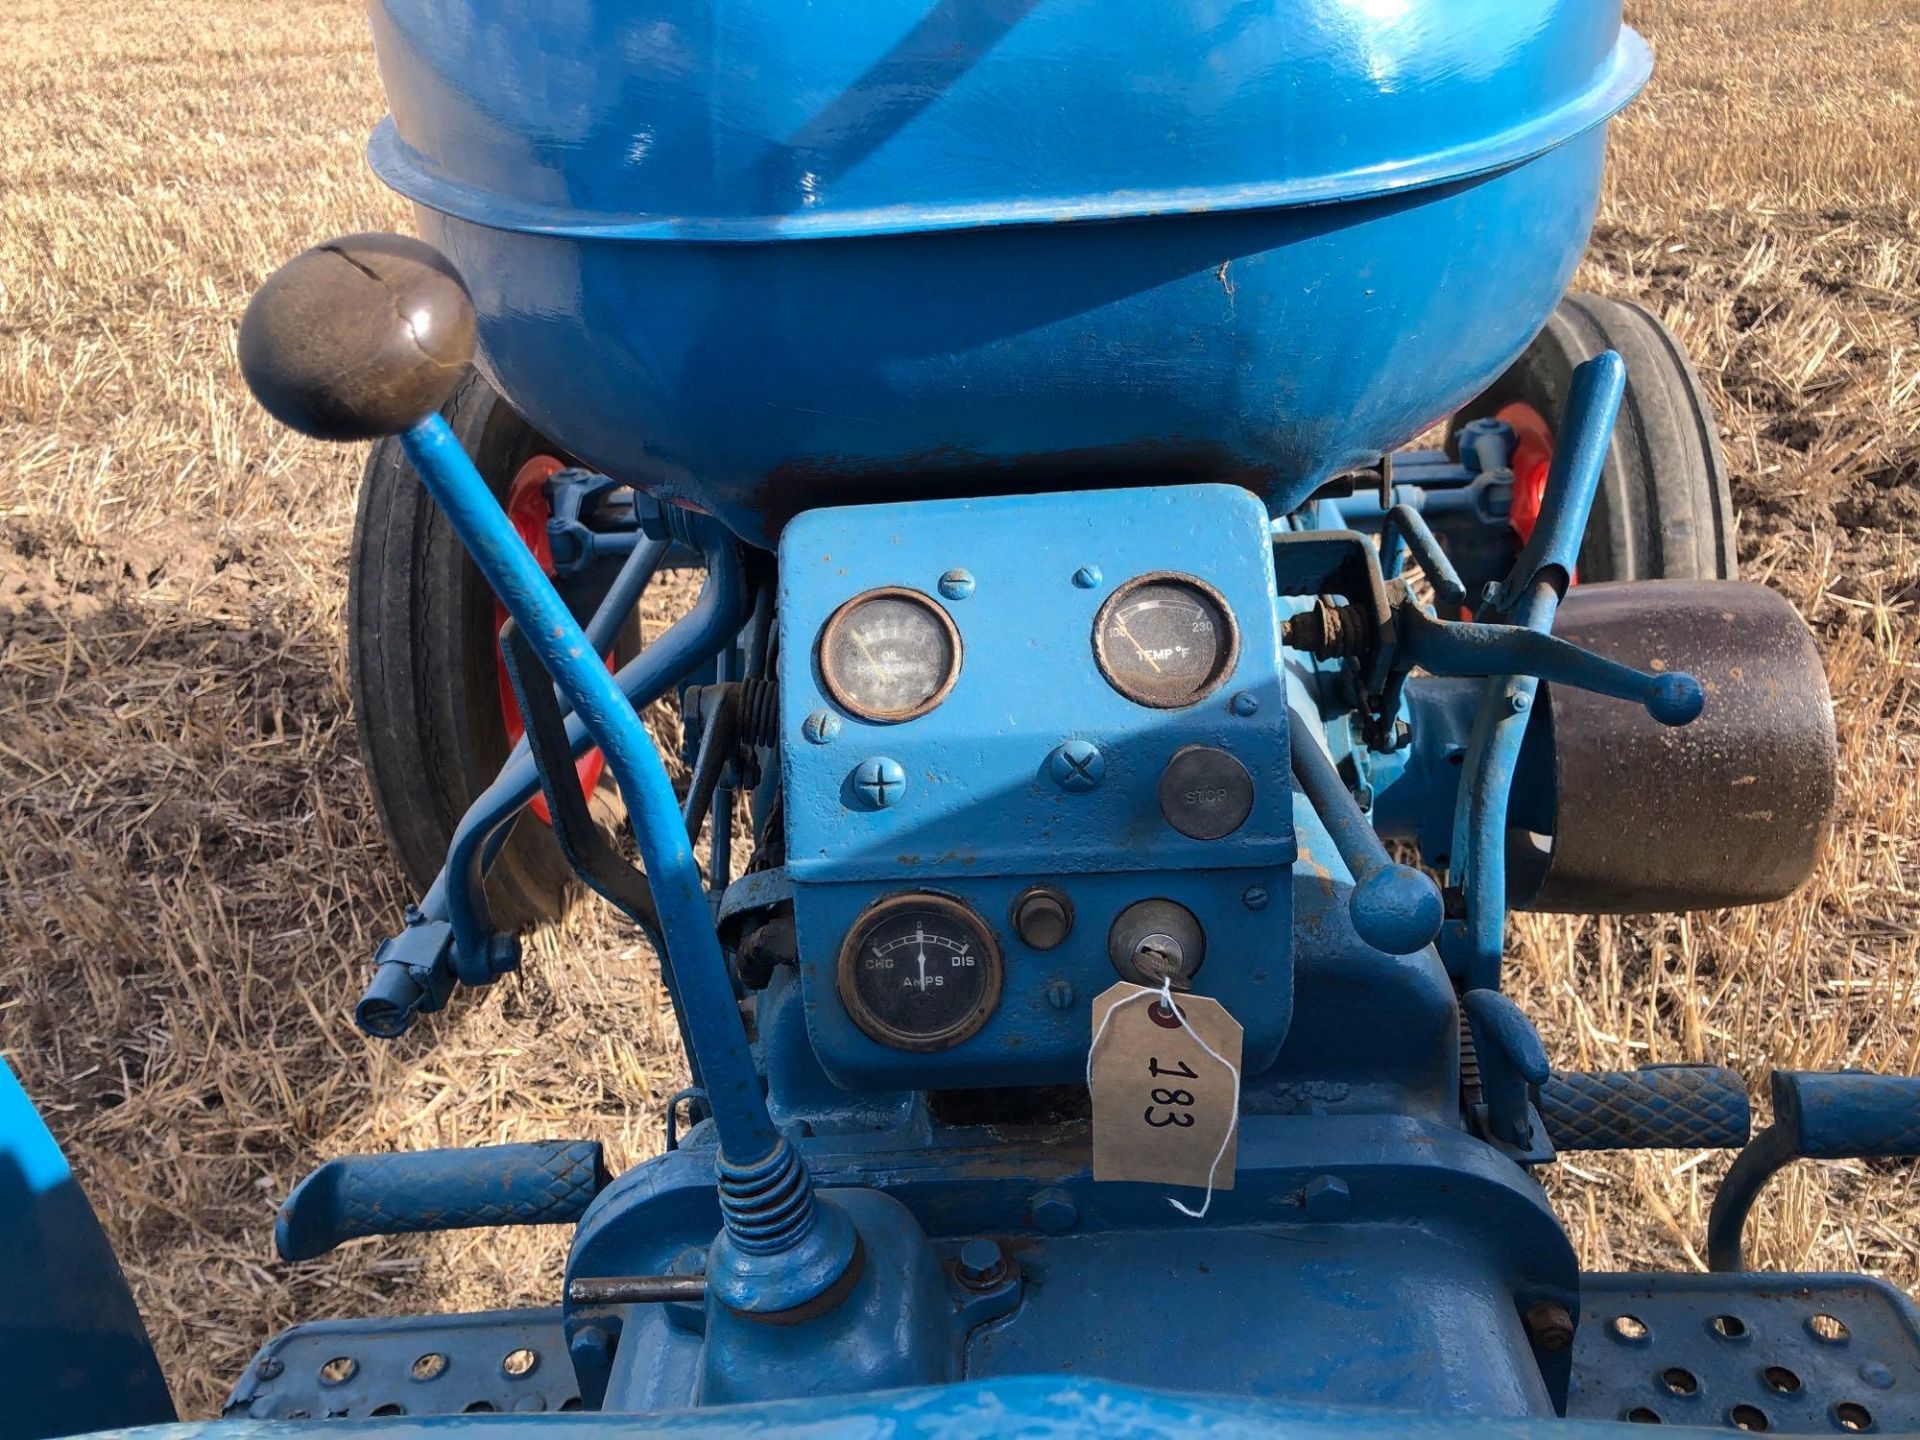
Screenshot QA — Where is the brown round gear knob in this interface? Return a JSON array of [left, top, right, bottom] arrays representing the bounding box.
[[238, 233, 476, 441]]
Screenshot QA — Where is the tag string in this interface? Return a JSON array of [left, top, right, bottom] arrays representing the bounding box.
[[1085, 977, 1241, 1220]]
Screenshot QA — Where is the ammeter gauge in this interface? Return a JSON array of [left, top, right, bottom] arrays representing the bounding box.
[[837, 893, 1002, 1051]]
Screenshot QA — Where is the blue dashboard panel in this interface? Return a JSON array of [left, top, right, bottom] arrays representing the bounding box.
[[777, 485, 1294, 1089]]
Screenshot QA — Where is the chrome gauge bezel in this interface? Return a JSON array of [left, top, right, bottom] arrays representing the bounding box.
[[1091, 570, 1241, 709], [836, 892, 1004, 1053], [816, 585, 963, 723]]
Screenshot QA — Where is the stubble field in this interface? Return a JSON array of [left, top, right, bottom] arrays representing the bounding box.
[[3, 0, 1919, 1418]]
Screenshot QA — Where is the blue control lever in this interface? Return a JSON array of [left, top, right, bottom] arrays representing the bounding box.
[[1398, 603, 1705, 727], [1289, 722, 1444, 955], [239, 233, 857, 1319]]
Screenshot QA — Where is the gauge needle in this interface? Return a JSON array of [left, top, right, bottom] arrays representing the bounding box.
[[1114, 615, 1162, 673], [850, 629, 884, 670], [915, 928, 929, 991]]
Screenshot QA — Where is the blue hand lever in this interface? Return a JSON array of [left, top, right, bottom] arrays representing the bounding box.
[[1398, 604, 1704, 727]]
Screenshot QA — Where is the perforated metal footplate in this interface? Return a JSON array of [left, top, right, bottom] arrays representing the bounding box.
[[1570, 1273, 1920, 1432], [224, 1306, 578, 1420]]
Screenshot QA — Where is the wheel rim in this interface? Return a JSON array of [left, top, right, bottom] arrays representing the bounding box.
[[495, 454, 611, 824]]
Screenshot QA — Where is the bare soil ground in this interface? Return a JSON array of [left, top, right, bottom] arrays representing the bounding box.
[[2, 0, 1917, 1418]]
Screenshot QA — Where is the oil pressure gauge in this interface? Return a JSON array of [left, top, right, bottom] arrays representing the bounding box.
[[837, 893, 1002, 1051], [1093, 572, 1239, 708], [817, 587, 962, 722]]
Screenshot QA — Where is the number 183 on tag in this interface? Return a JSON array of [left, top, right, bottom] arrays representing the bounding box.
[[1088, 982, 1243, 1190]]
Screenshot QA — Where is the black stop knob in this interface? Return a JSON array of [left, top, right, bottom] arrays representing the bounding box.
[[238, 233, 475, 441]]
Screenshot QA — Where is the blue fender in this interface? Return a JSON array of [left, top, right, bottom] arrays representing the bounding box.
[[0, 1059, 174, 1437]]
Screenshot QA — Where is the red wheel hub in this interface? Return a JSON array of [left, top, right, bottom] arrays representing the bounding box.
[[495, 455, 612, 824], [1495, 402, 1557, 554]]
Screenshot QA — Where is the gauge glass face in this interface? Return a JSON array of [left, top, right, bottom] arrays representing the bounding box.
[[1094, 574, 1237, 707], [838, 895, 1001, 1051], [818, 589, 961, 721]]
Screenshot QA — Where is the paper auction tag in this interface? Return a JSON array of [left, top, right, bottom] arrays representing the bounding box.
[[1089, 982, 1243, 1192]]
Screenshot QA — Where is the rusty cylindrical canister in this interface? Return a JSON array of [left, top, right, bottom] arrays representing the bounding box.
[[1511, 580, 1836, 914]]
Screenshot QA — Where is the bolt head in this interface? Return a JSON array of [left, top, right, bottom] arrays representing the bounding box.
[[938, 568, 976, 601], [1029, 1187, 1079, 1235], [1242, 885, 1270, 912], [803, 708, 841, 744], [1302, 1174, 1351, 1221], [1507, 691, 1532, 715], [1047, 739, 1105, 792], [1523, 1300, 1577, 1352], [1046, 979, 1076, 1010], [1071, 565, 1102, 590], [852, 757, 907, 809], [255, 1358, 284, 1382], [568, 1324, 614, 1366], [1229, 691, 1259, 717], [956, 1238, 1007, 1286]]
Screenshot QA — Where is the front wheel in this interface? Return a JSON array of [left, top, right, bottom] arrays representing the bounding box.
[[1448, 293, 1738, 582]]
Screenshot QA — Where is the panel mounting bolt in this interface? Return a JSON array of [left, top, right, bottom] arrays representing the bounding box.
[[1523, 1300, 1576, 1353], [1046, 979, 1075, 1010], [803, 708, 842, 744], [1242, 885, 1270, 911], [853, 757, 907, 809], [938, 569, 975, 601], [1029, 1187, 1079, 1234], [1230, 691, 1259, 717], [1507, 691, 1531, 715], [1047, 739, 1105, 792], [1072, 565, 1102, 590]]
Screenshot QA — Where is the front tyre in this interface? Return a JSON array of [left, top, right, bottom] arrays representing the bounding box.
[[1449, 293, 1738, 581]]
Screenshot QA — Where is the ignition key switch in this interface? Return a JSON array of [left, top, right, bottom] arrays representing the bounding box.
[[1108, 899, 1206, 988]]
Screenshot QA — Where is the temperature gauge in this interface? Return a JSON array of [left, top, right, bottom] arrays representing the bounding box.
[[817, 587, 962, 722], [1093, 573, 1239, 708], [837, 893, 1003, 1051]]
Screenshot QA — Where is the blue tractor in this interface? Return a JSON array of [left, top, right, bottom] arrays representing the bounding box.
[[8, 1, 1910, 1434]]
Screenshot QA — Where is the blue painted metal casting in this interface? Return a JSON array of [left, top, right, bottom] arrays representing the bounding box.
[[776, 484, 1295, 1090]]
